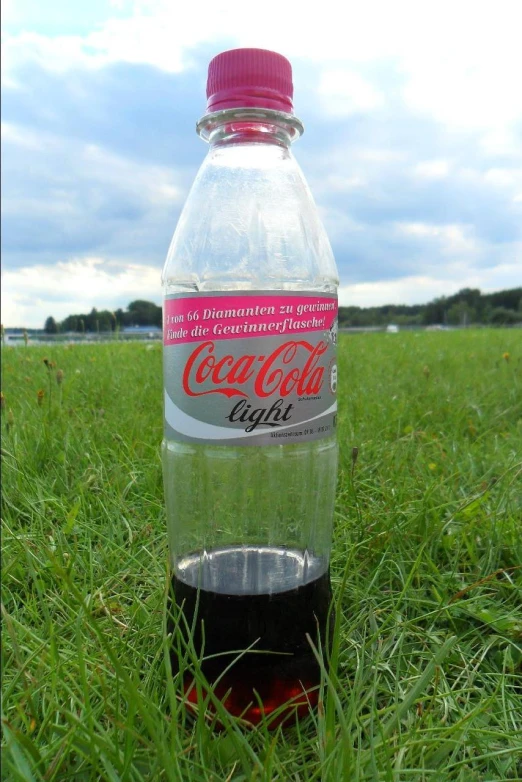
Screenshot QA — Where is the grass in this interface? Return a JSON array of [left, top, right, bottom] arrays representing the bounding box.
[[1, 329, 521, 781]]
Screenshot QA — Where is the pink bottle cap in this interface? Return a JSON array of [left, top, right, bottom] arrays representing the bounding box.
[[206, 48, 294, 114]]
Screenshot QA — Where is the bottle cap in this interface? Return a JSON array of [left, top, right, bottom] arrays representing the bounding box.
[[206, 48, 294, 114]]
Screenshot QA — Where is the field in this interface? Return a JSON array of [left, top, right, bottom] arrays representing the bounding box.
[[2, 330, 521, 781]]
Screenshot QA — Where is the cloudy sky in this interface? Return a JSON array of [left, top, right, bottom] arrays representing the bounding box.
[[2, 0, 521, 328]]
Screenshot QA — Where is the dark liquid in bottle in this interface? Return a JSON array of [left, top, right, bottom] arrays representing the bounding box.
[[168, 547, 332, 726]]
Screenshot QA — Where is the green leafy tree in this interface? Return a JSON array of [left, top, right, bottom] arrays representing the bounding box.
[[48, 288, 522, 334], [44, 316, 58, 334], [84, 308, 98, 332], [447, 301, 475, 326], [489, 307, 520, 325], [127, 300, 162, 327], [422, 297, 447, 325]]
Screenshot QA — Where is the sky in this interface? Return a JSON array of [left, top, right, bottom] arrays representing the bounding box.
[[1, 0, 521, 328]]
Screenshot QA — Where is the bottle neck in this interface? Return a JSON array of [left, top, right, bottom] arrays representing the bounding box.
[[196, 107, 303, 149]]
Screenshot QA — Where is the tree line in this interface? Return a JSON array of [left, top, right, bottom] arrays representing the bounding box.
[[44, 300, 162, 334], [337, 287, 522, 328], [44, 288, 521, 333]]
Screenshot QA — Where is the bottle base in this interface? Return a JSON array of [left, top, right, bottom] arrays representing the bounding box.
[[167, 547, 333, 727], [181, 653, 321, 727]]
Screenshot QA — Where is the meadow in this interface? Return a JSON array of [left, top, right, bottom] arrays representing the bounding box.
[[1, 329, 521, 781]]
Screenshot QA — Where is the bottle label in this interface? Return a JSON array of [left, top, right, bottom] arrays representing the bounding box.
[[163, 292, 338, 446]]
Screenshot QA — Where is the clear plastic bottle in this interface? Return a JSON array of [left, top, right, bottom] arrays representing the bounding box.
[[162, 48, 339, 725]]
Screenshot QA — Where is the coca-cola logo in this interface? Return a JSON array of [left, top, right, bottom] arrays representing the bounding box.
[[182, 339, 328, 399]]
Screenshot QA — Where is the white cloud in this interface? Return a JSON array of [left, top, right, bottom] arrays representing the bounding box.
[[1, 0, 17, 24], [318, 207, 366, 245], [2, 33, 99, 85], [3, 0, 522, 135], [402, 34, 522, 131], [484, 168, 522, 190], [480, 129, 521, 157], [1, 120, 44, 149], [2, 0, 522, 329], [324, 174, 366, 192], [354, 148, 407, 164], [2, 122, 185, 216], [80, 143, 185, 206], [3, 254, 521, 328], [396, 222, 477, 254], [339, 276, 454, 307], [339, 263, 522, 308], [317, 69, 383, 116], [414, 160, 450, 179], [1, 258, 162, 328]]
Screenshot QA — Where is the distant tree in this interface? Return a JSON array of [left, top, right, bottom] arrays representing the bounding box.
[[49, 288, 521, 334], [489, 307, 520, 325], [95, 310, 113, 332], [423, 296, 447, 325], [127, 300, 162, 327], [486, 288, 522, 310], [447, 301, 475, 326], [85, 308, 98, 332], [455, 288, 481, 307], [338, 307, 361, 326], [61, 315, 78, 332], [394, 313, 423, 326], [44, 316, 58, 334]]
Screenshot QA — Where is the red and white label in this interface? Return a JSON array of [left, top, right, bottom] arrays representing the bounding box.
[[163, 292, 338, 446], [164, 294, 337, 345]]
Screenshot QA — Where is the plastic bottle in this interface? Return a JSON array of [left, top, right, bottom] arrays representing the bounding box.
[[162, 48, 339, 726]]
